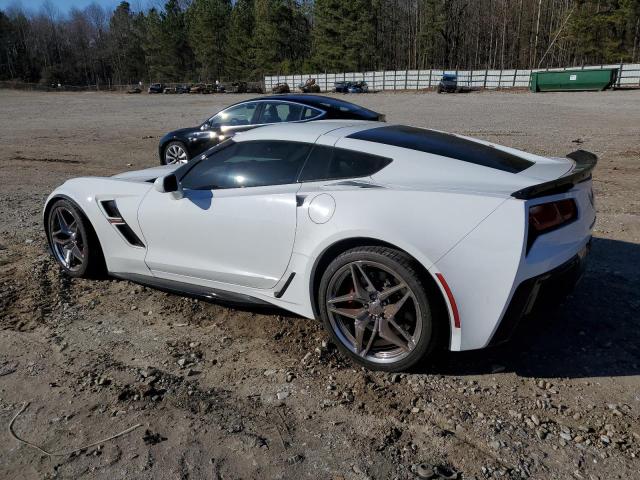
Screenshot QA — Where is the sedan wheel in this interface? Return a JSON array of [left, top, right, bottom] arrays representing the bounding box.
[[164, 142, 189, 165], [319, 247, 438, 371]]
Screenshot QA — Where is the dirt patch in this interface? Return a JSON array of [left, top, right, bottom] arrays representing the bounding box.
[[0, 90, 639, 479]]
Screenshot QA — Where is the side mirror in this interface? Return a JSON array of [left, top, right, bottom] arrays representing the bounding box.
[[154, 174, 183, 199], [200, 122, 210, 131]]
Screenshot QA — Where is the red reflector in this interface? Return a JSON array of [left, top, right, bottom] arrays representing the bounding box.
[[436, 273, 460, 329]]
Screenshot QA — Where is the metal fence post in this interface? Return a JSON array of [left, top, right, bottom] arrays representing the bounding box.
[[483, 68, 488, 89], [428, 69, 432, 89], [513, 69, 517, 87], [618, 61, 623, 88]]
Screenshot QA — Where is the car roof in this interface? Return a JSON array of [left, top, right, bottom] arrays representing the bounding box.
[[233, 120, 376, 144], [258, 93, 357, 106], [226, 121, 574, 195], [233, 94, 382, 119], [234, 120, 559, 174]]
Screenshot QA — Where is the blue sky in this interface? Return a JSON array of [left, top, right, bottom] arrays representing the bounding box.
[[0, 0, 155, 15]]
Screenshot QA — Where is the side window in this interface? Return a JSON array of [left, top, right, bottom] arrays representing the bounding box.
[[258, 102, 306, 124], [302, 106, 323, 120], [181, 141, 312, 190], [209, 103, 258, 127], [298, 145, 392, 182]]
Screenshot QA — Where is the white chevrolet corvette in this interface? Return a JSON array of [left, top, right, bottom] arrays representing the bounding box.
[[44, 120, 596, 371]]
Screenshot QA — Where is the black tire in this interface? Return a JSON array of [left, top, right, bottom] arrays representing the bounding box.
[[318, 246, 439, 372], [46, 199, 106, 279], [162, 141, 189, 165]]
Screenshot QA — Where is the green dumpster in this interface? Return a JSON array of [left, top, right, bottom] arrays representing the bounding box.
[[529, 68, 618, 92]]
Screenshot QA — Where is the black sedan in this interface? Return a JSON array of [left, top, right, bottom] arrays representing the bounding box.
[[158, 94, 385, 164]]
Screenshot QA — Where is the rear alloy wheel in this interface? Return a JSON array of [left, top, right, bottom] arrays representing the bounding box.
[[163, 141, 189, 165], [319, 247, 438, 372], [47, 199, 105, 278]]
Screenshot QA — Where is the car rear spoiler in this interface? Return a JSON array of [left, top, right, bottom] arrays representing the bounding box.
[[511, 149, 597, 200]]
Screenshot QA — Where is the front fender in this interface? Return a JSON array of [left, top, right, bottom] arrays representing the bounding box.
[[44, 178, 153, 276]]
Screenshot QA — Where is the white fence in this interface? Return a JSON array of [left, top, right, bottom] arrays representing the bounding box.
[[265, 63, 640, 92]]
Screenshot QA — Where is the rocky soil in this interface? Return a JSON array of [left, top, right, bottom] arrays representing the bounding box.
[[0, 89, 639, 479]]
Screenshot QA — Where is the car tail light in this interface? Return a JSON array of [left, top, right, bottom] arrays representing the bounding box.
[[527, 199, 577, 251]]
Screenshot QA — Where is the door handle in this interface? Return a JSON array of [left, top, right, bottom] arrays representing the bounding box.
[[296, 195, 306, 207]]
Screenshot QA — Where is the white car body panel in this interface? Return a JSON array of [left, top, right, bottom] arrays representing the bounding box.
[[44, 120, 596, 352], [139, 183, 300, 289]]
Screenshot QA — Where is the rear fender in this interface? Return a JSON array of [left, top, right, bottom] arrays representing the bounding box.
[[434, 198, 526, 351]]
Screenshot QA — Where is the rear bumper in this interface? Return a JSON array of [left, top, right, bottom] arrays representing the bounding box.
[[488, 239, 590, 346]]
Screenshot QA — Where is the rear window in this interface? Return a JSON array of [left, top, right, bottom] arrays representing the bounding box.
[[348, 125, 533, 173], [298, 145, 392, 182], [313, 98, 380, 119]]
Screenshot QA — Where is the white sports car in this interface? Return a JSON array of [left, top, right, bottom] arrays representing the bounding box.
[[44, 120, 596, 371]]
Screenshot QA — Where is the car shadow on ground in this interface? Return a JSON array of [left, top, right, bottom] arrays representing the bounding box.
[[104, 236, 639, 380], [425, 237, 640, 379]]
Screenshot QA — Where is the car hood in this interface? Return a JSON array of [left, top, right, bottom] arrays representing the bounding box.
[[111, 164, 180, 183]]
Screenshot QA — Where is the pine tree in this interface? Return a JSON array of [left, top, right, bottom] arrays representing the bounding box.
[[311, 0, 377, 72], [226, 0, 256, 80], [569, 0, 640, 63], [109, 1, 146, 84], [253, 0, 310, 76], [186, 0, 231, 82], [142, 1, 194, 82], [141, 8, 166, 81], [416, 0, 447, 68]]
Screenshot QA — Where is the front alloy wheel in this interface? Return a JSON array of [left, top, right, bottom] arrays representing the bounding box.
[[319, 247, 438, 371], [47, 199, 105, 278], [49, 205, 86, 272]]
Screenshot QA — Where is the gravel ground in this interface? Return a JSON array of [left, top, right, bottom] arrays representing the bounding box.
[[0, 89, 639, 480]]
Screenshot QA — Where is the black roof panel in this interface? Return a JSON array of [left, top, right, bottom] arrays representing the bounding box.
[[347, 125, 533, 173], [258, 94, 382, 121]]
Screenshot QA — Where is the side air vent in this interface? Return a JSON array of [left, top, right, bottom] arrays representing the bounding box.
[[101, 200, 120, 218], [100, 200, 145, 248], [115, 224, 145, 247]]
